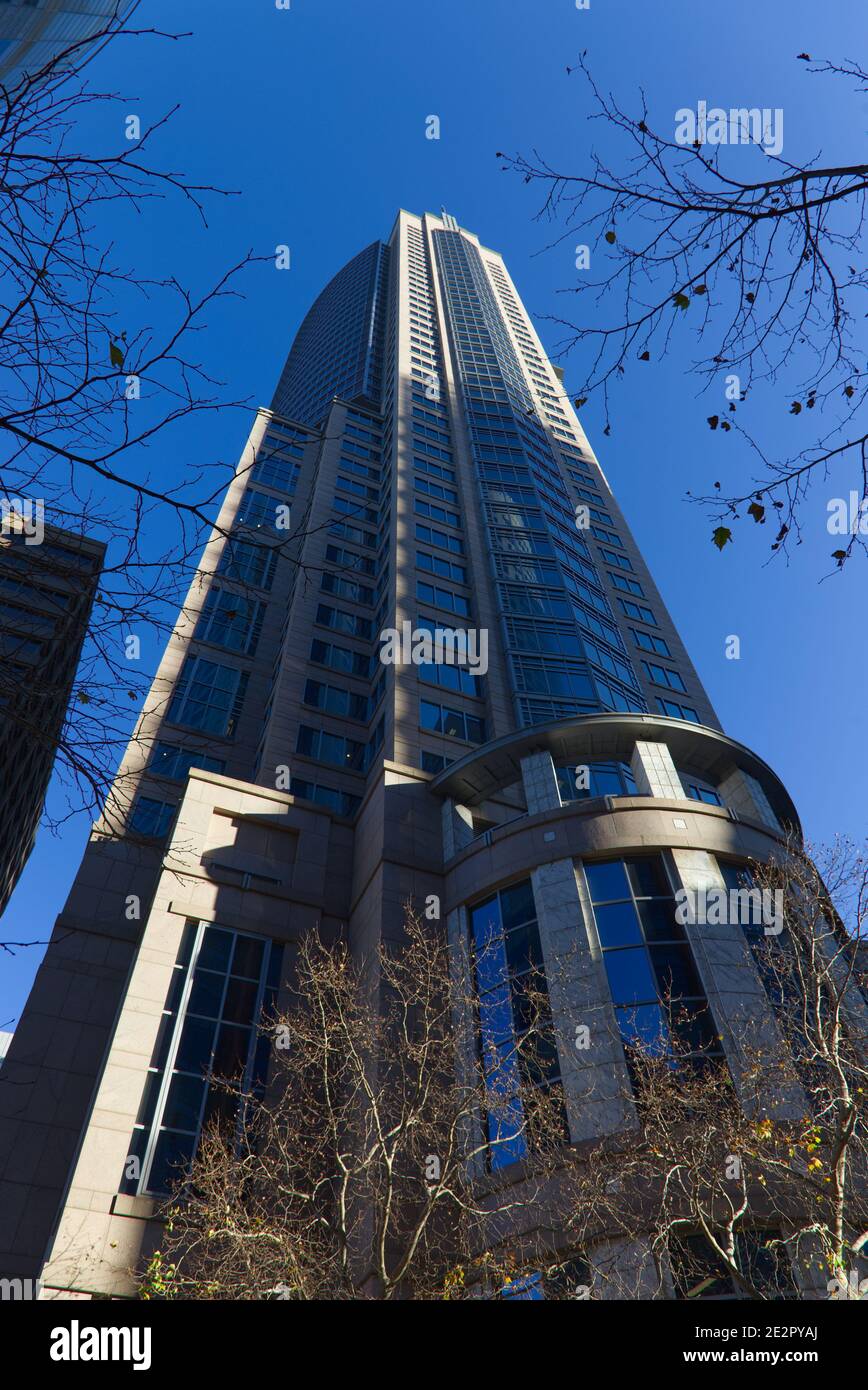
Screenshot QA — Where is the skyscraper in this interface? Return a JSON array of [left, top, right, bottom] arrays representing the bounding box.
[[0, 519, 104, 916], [0, 211, 810, 1297], [0, 0, 131, 83]]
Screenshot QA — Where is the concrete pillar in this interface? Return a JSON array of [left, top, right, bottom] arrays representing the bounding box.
[[520, 750, 561, 815], [718, 767, 782, 832], [592, 1236, 661, 1299], [670, 848, 803, 1118], [441, 799, 474, 860], [446, 906, 487, 1180], [531, 858, 635, 1142], [630, 740, 684, 800]]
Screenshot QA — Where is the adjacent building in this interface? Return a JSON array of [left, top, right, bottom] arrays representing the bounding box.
[[0, 210, 851, 1299], [0, 521, 104, 916], [0, 0, 131, 83]]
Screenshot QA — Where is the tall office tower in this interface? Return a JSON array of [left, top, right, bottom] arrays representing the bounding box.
[[0, 520, 104, 915], [0, 211, 824, 1298], [0, 0, 130, 82]]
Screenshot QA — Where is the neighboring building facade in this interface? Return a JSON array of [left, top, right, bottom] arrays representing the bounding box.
[[0, 522, 104, 916], [0, 0, 130, 83], [0, 210, 846, 1298]]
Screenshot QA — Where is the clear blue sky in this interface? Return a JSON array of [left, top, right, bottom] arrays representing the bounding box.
[[1, 0, 864, 1025]]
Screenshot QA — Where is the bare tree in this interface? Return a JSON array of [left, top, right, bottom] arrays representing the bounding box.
[[0, 6, 267, 834], [499, 55, 868, 574], [559, 838, 868, 1300], [139, 907, 571, 1301], [141, 842, 868, 1301]]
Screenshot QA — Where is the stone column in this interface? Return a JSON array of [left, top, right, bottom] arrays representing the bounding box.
[[630, 740, 685, 799], [446, 905, 487, 1180], [441, 798, 474, 861], [718, 767, 782, 832], [670, 847, 803, 1118], [531, 858, 635, 1142], [520, 750, 561, 815]]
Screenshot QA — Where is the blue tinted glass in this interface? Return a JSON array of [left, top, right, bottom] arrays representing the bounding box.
[[487, 1095, 527, 1170], [594, 901, 642, 948], [616, 1003, 668, 1054], [471, 896, 501, 953], [638, 899, 683, 942], [649, 945, 704, 1002], [504, 922, 544, 975], [626, 857, 670, 898], [604, 947, 657, 1005], [585, 860, 630, 903], [591, 769, 623, 797], [500, 879, 535, 931]]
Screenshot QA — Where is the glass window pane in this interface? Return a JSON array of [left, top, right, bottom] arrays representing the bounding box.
[[174, 1016, 216, 1076], [187, 969, 225, 1019], [471, 895, 501, 952], [201, 1084, 240, 1137], [503, 922, 544, 976], [669, 1005, 720, 1055], [222, 977, 259, 1024], [148, 1131, 196, 1194], [637, 898, 684, 942], [231, 935, 265, 981], [595, 901, 643, 948], [197, 927, 233, 973], [616, 1003, 669, 1054], [212, 1023, 251, 1080], [500, 879, 536, 932], [604, 947, 657, 1005], [626, 857, 670, 898], [585, 860, 630, 903], [161, 1073, 206, 1132], [650, 944, 705, 1002], [592, 769, 623, 797]]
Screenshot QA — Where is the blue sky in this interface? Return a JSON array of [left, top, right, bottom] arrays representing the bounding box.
[[1, 0, 864, 1024]]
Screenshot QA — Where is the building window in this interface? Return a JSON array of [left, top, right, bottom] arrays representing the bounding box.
[[303, 679, 369, 722], [416, 618, 483, 697], [217, 539, 277, 591], [583, 855, 725, 1084], [415, 579, 469, 617], [656, 697, 700, 723], [252, 453, 299, 493], [619, 598, 656, 625], [194, 587, 266, 657], [236, 487, 285, 533], [631, 628, 671, 658], [296, 724, 366, 772], [167, 657, 249, 738], [469, 879, 565, 1170], [556, 760, 637, 803], [642, 661, 687, 693], [123, 921, 283, 1196], [129, 797, 176, 840], [289, 778, 360, 818], [421, 750, 449, 774], [148, 743, 226, 782], [684, 781, 722, 806], [320, 571, 373, 606], [668, 1231, 794, 1300], [420, 699, 485, 743]]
